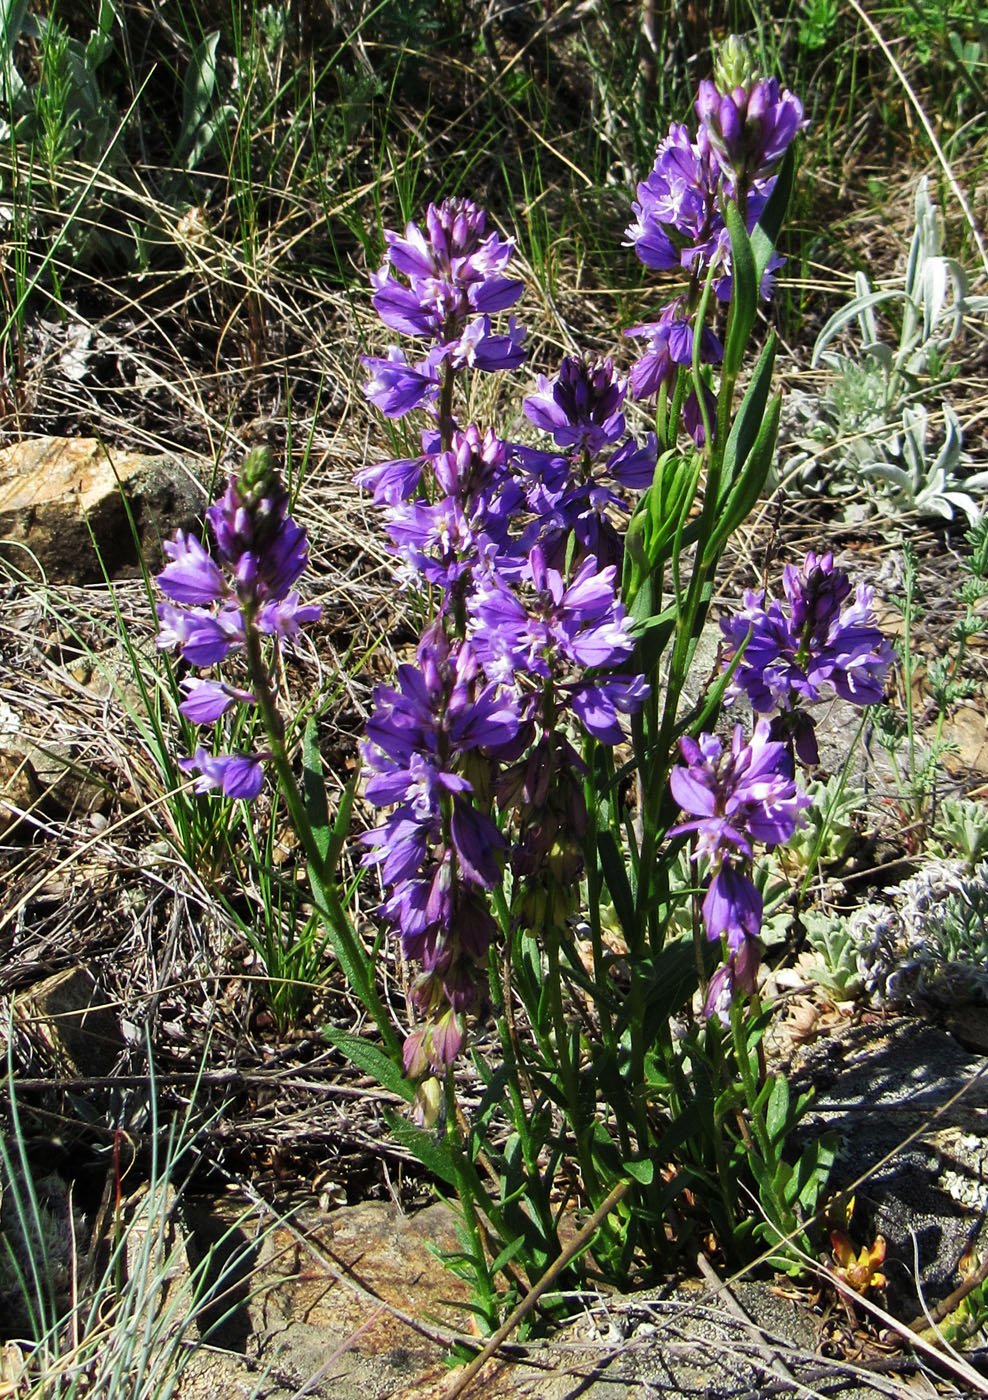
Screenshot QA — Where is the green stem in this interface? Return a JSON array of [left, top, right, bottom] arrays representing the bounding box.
[[243, 619, 401, 1059]]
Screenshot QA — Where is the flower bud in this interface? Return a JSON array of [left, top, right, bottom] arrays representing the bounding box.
[[714, 34, 757, 94]]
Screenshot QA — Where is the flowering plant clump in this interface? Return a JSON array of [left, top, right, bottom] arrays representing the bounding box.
[[154, 35, 895, 1324]]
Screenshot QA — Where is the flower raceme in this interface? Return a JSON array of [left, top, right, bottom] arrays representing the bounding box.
[[625, 36, 803, 441], [670, 719, 809, 1022], [719, 551, 894, 763], [363, 197, 526, 419], [360, 629, 522, 1069], [156, 449, 321, 798]]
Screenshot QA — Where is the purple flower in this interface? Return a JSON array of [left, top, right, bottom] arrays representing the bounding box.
[[361, 349, 439, 419], [669, 719, 809, 864], [158, 533, 226, 606], [523, 356, 627, 454], [702, 861, 763, 951], [179, 748, 267, 800], [625, 306, 723, 448], [719, 553, 894, 746], [178, 678, 254, 723], [156, 603, 244, 666]]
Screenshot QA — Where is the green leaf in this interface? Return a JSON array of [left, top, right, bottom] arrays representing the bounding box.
[[623, 1158, 655, 1185], [706, 388, 781, 565], [382, 1109, 459, 1185], [641, 939, 700, 1044], [597, 830, 638, 945], [720, 334, 777, 487], [723, 200, 757, 378], [301, 718, 332, 866], [323, 1026, 413, 1103], [751, 147, 794, 282], [177, 31, 222, 164], [488, 1233, 526, 1275], [764, 1075, 791, 1146]]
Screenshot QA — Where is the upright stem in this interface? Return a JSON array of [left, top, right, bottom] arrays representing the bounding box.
[[242, 620, 402, 1059]]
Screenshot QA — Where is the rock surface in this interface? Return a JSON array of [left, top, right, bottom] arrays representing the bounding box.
[[0, 436, 205, 583]]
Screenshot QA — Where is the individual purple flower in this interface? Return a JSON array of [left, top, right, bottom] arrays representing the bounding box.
[[448, 314, 527, 373], [626, 308, 702, 399], [523, 356, 627, 455], [625, 306, 723, 447], [684, 379, 718, 447], [702, 861, 763, 952], [179, 748, 267, 800], [178, 678, 254, 723], [360, 348, 439, 419], [720, 552, 894, 762], [156, 602, 245, 666], [354, 449, 429, 504], [158, 533, 226, 606], [669, 719, 808, 864]]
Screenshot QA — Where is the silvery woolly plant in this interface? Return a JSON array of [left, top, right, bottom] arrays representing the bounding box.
[[788, 177, 988, 522], [155, 37, 894, 1324]]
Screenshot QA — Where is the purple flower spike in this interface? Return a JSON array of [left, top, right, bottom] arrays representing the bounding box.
[[368, 197, 525, 375], [696, 75, 805, 190], [156, 450, 320, 807], [719, 552, 894, 735]]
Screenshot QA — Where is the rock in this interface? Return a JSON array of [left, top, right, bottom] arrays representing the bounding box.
[[0, 436, 206, 583], [173, 1192, 899, 1399], [13, 966, 124, 1077], [0, 748, 41, 837], [794, 1016, 988, 1318]]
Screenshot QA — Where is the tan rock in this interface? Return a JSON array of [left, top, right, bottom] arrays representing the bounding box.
[[13, 965, 124, 1077], [0, 436, 205, 583]]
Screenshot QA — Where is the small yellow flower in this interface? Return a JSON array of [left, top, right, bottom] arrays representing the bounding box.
[[830, 1228, 887, 1293]]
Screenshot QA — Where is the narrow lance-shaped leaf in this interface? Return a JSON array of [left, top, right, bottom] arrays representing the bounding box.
[[723, 199, 757, 379], [751, 146, 794, 283]]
